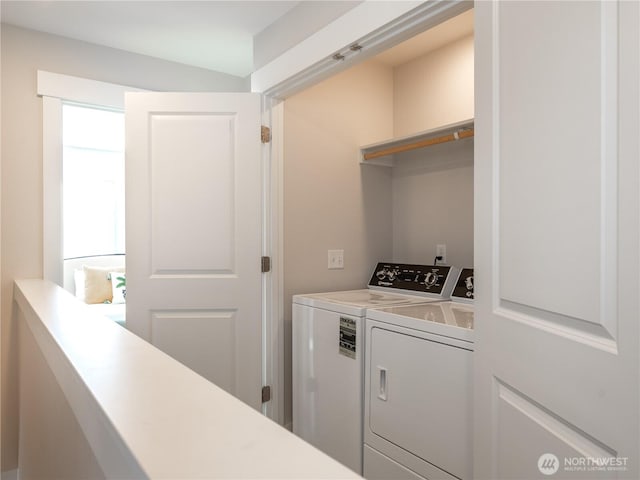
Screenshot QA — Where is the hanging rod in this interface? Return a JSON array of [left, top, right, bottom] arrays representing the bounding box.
[[363, 127, 474, 161]]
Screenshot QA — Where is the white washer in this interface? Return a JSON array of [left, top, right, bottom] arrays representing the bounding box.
[[292, 263, 460, 474], [363, 268, 474, 480]]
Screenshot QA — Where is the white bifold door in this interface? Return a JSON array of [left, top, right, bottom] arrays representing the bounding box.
[[474, 1, 639, 479], [125, 93, 263, 410]]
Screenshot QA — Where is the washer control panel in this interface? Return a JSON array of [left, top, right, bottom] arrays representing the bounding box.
[[452, 268, 474, 302], [368, 262, 459, 298]]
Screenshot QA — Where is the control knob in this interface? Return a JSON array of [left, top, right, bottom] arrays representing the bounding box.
[[376, 267, 399, 281], [387, 268, 399, 281], [424, 272, 438, 288], [376, 268, 388, 280]]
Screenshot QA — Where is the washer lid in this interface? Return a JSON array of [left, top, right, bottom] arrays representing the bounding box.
[[293, 289, 438, 315]]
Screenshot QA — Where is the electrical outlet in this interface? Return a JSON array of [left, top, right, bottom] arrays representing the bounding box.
[[436, 244, 447, 264], [328, 249, 344, 269]]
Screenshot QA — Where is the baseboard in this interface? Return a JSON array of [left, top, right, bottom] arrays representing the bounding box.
[[2, 468, 19, 480]]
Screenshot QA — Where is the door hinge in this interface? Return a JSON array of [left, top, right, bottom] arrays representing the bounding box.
[[261, 125, 271, 144], [262, 385, 272, 403], [261, 256, 271, 273]]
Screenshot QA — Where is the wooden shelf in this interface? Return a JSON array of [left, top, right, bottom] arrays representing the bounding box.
[[360, 119, 474, 166]]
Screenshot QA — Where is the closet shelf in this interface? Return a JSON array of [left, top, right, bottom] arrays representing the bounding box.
[[360, 118, 474, 166]]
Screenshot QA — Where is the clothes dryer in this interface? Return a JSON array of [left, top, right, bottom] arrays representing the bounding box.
[[363, 268, 474, 480], [292, 263, 459, 474]]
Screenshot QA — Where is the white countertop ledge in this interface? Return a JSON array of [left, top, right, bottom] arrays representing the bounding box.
[[15, 279, 360, 479]]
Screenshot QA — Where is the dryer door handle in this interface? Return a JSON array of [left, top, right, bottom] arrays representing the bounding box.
[[377, 366, 388, 401]]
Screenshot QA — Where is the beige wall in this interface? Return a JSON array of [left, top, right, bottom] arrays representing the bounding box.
[[393, 34, 474, 137], [0, 24, 248, 472], [283, 60, 395, 424], [391, 139, 474, 267], [390, 32, 474, 267]]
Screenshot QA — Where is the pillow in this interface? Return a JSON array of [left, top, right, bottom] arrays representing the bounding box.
[[83, 265, 125, 304], [74, 269, 86, 302], [110, 272, 126, 304]]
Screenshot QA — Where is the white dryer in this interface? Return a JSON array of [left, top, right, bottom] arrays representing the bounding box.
[[363, 268, 474, 480], [292, 263, 460, 474]]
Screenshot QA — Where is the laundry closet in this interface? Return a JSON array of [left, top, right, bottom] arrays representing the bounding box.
[[283, 10, 474, 361], [284, 8, 475, 477], [284, 9, 473, 301]]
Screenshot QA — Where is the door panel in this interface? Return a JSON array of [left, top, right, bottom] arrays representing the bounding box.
[[474, 1, 639, 478], [150, 113, 235, 274], [151, 310, 236, 393], [125, 92, 262, 410], [495, 382, 615, 480], [498, 1, 608, 328]]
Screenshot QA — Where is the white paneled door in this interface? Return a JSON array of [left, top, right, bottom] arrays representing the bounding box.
[[475, 1, 639, 479], [125, 93, 263, 410]]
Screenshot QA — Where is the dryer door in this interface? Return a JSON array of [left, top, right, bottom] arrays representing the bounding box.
[[367, 323, 473, 479]]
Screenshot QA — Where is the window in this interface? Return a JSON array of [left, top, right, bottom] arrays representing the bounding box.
[[63, 104, 125, 259], [40, 70, 146, 286]]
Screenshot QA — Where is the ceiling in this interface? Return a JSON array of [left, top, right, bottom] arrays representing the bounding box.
[[1, 1, 474, 78], [0, 1, 302, 77]]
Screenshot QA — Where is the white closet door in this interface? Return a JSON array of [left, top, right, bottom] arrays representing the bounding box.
[[125, 92, 263, 410], [474, 1, 639, 479]]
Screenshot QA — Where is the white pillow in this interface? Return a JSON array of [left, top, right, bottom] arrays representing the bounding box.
[[83, 265, 125, 304], [110, 272, 126, 304]]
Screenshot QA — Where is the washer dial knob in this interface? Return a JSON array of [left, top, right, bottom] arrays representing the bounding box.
[[424, 272, 438, 287]]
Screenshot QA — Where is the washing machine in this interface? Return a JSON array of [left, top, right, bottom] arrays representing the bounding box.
[[292, 262, 460, 474], [363, 268, 474, 480]]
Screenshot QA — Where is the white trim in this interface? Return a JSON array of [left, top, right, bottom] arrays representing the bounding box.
[[251, 0, 472, 98], [271, 100, 286, 424], [251, 0, 421, 94], [260, 97, 284, 424], [1, 468, 19, 480], [42, 96, 63, 286], [261, 97, 273, 419], [39, 72, 148, 286], [37, 70, 148, 108]]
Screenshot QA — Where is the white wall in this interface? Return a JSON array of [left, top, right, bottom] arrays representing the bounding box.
[[0, 23, 248, 472], [283, 59, 395, 425]]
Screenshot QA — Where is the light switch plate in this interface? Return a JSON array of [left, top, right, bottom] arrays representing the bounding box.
[[328, 249, 344, 269]]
